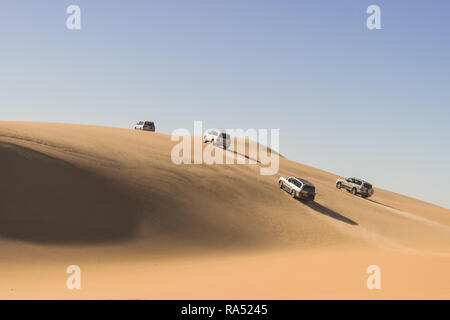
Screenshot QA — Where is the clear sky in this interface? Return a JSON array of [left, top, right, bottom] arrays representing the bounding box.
[[1, 1, 449, 208]]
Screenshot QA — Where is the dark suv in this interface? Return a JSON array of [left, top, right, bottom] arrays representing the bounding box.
[[135, 121, 155, 132]]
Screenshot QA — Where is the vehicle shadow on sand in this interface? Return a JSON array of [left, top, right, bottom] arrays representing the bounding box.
[[302, 200, 358, 226], [223, 147, 261, 164]]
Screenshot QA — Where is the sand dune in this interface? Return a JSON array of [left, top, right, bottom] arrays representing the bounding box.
[[1, 121, 449, 299]]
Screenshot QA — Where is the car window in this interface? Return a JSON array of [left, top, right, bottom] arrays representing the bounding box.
[[302, 185, 315, 193], [355, 180, 362, 185], [138, 121, 143, 125], [290, 179, 299, 187]]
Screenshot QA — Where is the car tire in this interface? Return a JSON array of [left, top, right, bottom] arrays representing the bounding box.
[[291, 190, 296, 198], [278, 181, 283, 189], [336, 182, 342, 189], [352, 188, 357, 195]]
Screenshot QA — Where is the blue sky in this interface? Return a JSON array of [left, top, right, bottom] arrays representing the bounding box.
[[1, 1, 449, 208]]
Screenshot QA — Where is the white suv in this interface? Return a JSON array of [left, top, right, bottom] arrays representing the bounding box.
[[203, 129, 231, 150], [278, 177, 316, 201]]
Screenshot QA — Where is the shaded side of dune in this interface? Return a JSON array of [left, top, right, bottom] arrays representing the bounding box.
[[0, 142, 139, 244], [0, 141, 271, 249]]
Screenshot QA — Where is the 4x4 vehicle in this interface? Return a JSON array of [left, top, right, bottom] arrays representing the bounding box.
[[336, 177, 374, 198], [278, 176, 316, 201], [134, 121, 155, 132], [203, 129, 231, 150]]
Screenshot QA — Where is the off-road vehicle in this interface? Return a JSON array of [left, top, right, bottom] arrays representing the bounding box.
[[336, 177, 374, 198], [134, 121, 155, 132], [278, 176, 316, 201], [203, 129, 231, 150]]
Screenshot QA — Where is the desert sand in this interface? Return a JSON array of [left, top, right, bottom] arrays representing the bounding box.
[[0, 121, 449, 299]]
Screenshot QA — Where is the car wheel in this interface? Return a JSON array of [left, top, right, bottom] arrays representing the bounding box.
[[291, 190, 296, 198], [278, 181, 283, 189], [336, 182, 342, 189], [352, 188, 357, 195]]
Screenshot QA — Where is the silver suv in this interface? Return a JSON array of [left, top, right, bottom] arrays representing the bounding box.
[[336, 177, 374, 198]]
